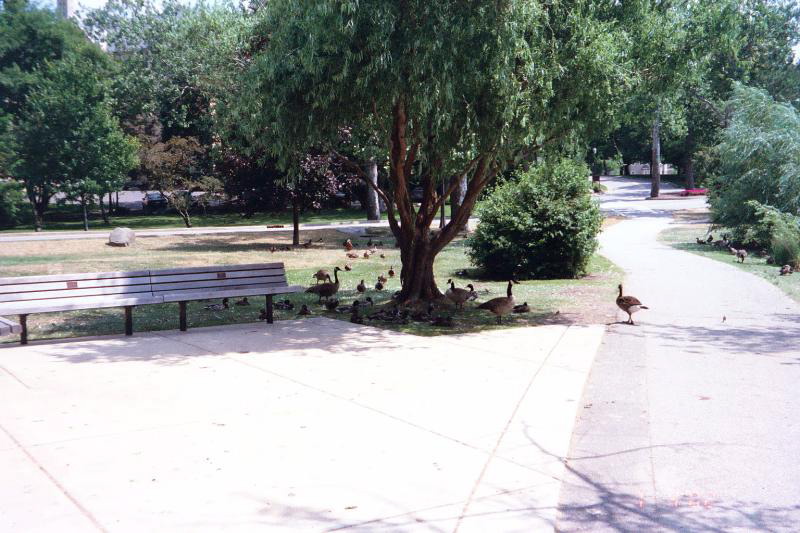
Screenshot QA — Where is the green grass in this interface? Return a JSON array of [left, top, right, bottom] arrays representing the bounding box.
[[0, 227, 620, 343], [659, 225, 800, 303]]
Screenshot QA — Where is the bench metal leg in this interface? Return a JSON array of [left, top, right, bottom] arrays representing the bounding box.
[[266, 295, 274, 324], [124, 306, 133, 336], [179, 302, 187, 331], [19, 314, 28, 345]]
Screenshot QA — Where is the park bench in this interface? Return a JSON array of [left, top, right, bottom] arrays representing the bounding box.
[[0, 263, 302, 345]]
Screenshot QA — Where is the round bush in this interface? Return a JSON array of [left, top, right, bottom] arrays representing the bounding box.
[[467, 159, 601, 279], [0, 180, 28, 229]]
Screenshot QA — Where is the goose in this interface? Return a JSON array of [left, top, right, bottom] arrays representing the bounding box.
[[388, 266, 395, 278], [343, 239, 354, 251], [477, 281, 516, 324], [466, 284, 478, 301], [357, 279, 366, 293], [513, 302, 530, 313], [616, 284, 648, 325], [297, 304, 312, 316], [377, 274, 388, 284], [204, 298, 230, 311], [235, 297, 250, 306], [344, 264, 352, 271], [305, 266, 342, 303], [728, 246, 738, 256], [736, 249, 748, 263], [445, 279, 471, 309], [312, 269, 330, 284], [706, 234, 714, 243], [780, 264, 794, 276]]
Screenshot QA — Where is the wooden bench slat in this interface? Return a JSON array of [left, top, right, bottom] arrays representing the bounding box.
[[160, 285, 304, 303], [148, 269, 285, 285], [149, 263, 284, 276], [0, 284, 154, 303], [152, 279, 288, 294], [0, 277, 153, 295], [0, 294, 166, 315], [0, 270, 151, 286]]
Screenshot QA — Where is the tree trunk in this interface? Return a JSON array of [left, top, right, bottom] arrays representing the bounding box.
[[99, 194, 109, 224], [364, 159, 380, 220], [398, 235, 440, 302], [650, 110, 661, 198], [291, 200, 300, 246], [180, 210, 192, 228], [450, 173, 468, 232], [82, 197, 89, 231], [683, 153, 695, 189], [31, 203, 44, 232]]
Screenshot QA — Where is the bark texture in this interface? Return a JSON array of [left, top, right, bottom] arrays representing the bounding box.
[[650, 110, 661, 198], [364, 159, 380, 221]]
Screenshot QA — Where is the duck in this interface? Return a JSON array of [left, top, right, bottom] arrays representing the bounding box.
[[477, 281, 516, 324], [780, 264, 794, 276], [357, 279, 366, 293], [363, 251, 371, 259], [375, 279, 384, 291], [305, 266, 342, 303], [513, 302, 530, 313], [364, 297, 374, 306], [302, 238, 313, 248], [706, 234, 714, 243], [275, 299, 294, 311], [445, 279, 472, 309], [766, 255, 775, 265], [380, 253, 386, 259], [336, 301, 358, 314], [324, 298, 340, 311], [204, 298, 230, 311], [343, 239, 354, 251], [312, 269, 330, 284], [269, 246, 277, 253], [736, 249, 748, 263], [297, 304, 312, 316], [350, 306, 364, 324], [344, 264, 352, 271], [410, 303, 435, 322], [346, 252, 359, 259], [258, 309, 268, 321], [695, 237, 706, 245], [235, 297, 250, 306], [377, 274, 388, 284], [388, 266, 395, 278], [615, 284, 648, 325]]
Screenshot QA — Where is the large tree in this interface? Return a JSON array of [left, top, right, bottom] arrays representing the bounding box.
[[235, 0, 628, 303]]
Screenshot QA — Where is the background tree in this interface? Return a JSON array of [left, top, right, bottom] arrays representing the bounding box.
[[235, 0, 628, 302], [13, 55, 138, 231], [140, 136, 221, 228]]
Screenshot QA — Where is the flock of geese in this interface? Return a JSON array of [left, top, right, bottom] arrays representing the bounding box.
[[695, 233, 795, 274]]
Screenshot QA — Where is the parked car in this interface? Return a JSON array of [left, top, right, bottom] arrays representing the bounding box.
[[142, 192, 168, 213]]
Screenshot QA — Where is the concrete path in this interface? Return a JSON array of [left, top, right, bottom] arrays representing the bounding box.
[[557, 177, 800, 531], [1, 319, 603, 532]]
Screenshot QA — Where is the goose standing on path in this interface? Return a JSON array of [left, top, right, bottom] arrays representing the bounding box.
[[477, 281, 516, 324], [616, 284, 649, 325]]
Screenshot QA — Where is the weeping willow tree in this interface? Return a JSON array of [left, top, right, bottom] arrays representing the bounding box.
[[234, 0, 628, 303], [711, 84, 800, 228]]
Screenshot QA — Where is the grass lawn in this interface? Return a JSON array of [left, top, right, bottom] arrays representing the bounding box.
[[659, 224, 800, 303], [0, 227, 620, 343], [0, 206, 384, 233]]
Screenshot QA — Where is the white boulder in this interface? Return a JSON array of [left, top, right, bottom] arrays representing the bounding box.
[[109, 227, 136, 247]]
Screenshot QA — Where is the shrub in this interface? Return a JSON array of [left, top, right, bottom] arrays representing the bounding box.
[[0, 180, 28, 228], [737, 201, 800, 265], [467, 159, 602, 280], [772, 229, 800, 267]]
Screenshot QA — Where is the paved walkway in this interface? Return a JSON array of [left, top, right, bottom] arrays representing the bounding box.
[[1, 319, 603, 532], [557, 177, 800, 531]]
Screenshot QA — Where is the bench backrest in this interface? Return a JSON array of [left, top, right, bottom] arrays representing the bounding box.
[[0, 270, 153, 306], [150, 263, 288, 301]]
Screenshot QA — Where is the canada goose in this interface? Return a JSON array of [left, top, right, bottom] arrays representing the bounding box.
[[344, 264, 352, 271], [297, 304, 312, 316], [312, 269, 330, 284], [445, 279, 471, 309], [305, 266, 342, 302], [616, 284, 648, 325], [235, 297, 250, 306], [343, 239, 354, 251], [275, 299, 295, 311], [696, 237, 706, 245], [324, 298, 339, 311], [477, 281, 516, 324], [357, 280, 366, 293], [388, 266, 395, 278], [513, 302, 530, 313], [377, 274, 388, 284], [780, 264, 794, 275], [736, 249, 748, 263], [707, 234, 714, 243], [375, 279, 384, 291], [204, 298, 230, 311], [466, 284, 478, 301]]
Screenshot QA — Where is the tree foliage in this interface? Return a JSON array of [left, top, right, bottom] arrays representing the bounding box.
[[234, 0, 628, 300]]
